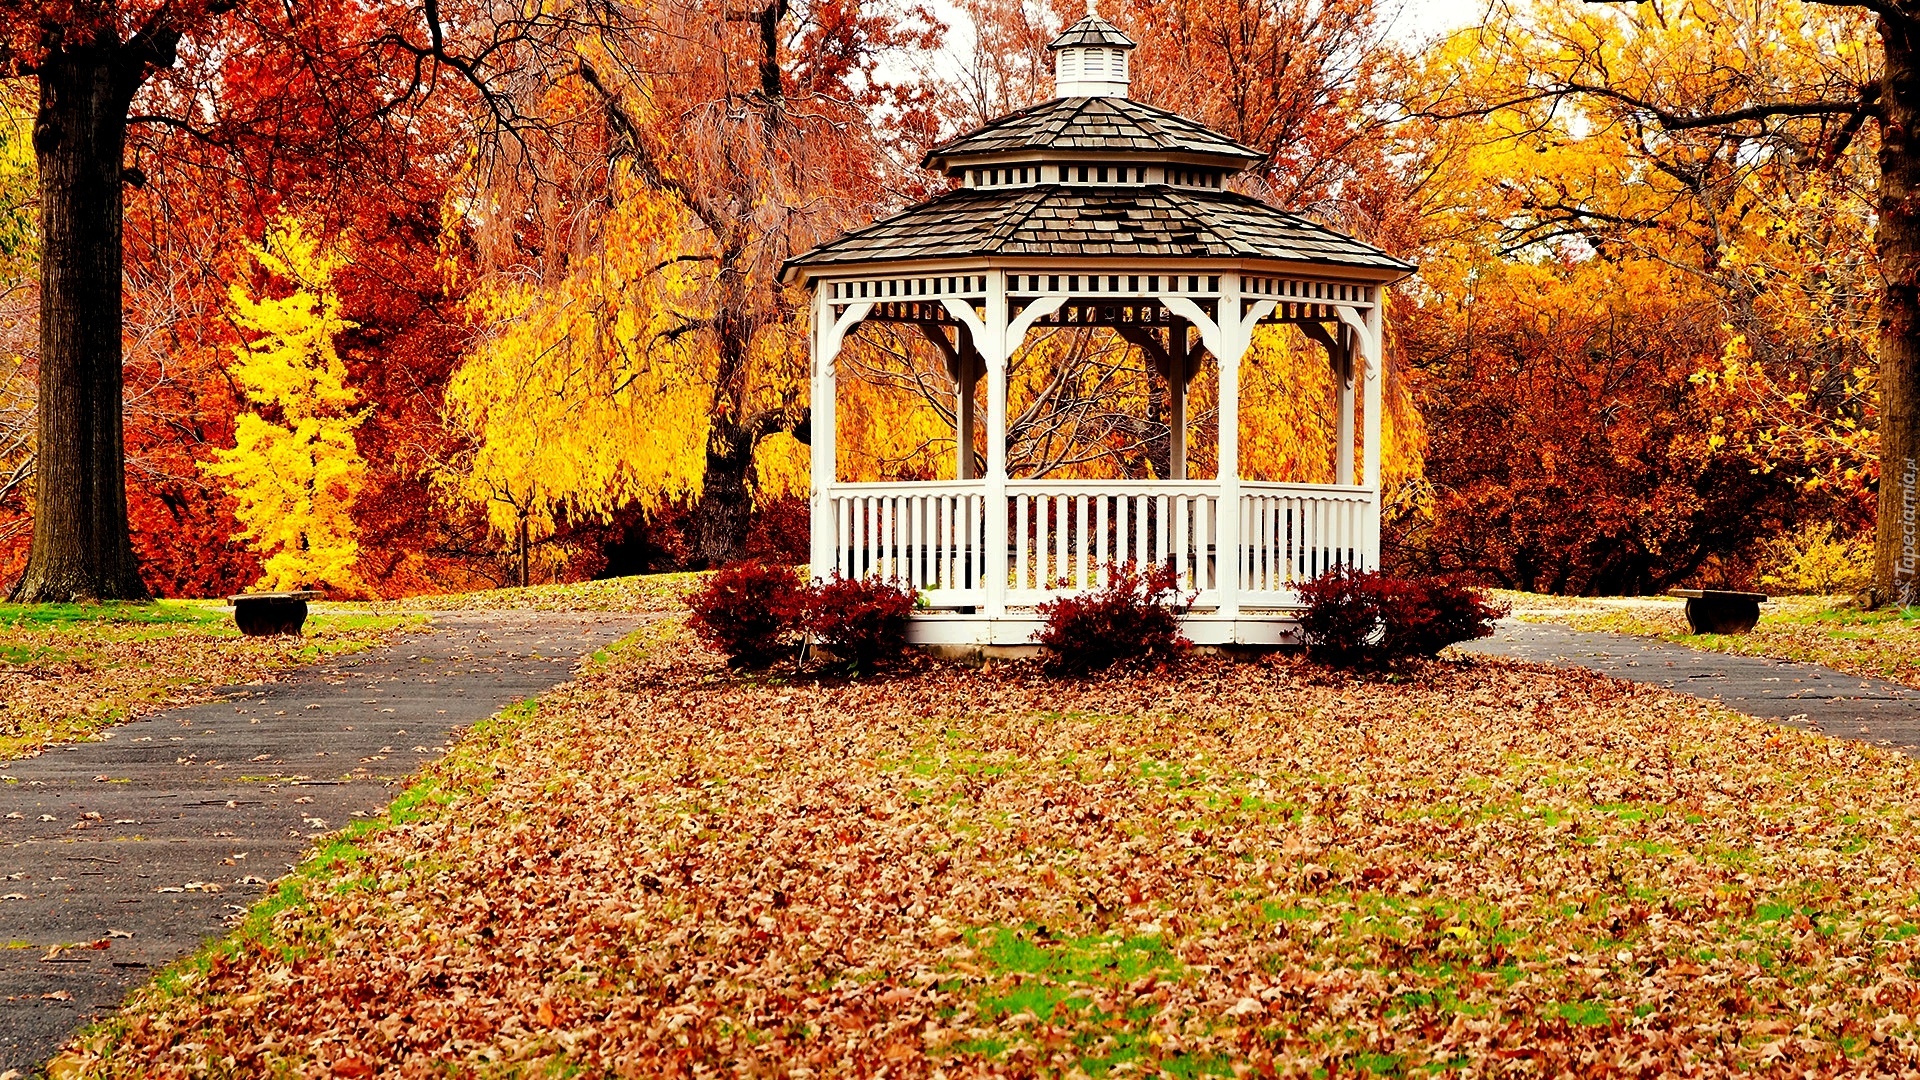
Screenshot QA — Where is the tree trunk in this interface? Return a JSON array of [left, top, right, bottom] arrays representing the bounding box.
[[693, 430, 757, 568], [11, 45, 146, 602]]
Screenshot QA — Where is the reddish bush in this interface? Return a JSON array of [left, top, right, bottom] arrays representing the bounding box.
[[806, 575, 917, 672], [1034, 562, 1192, 674], [1385, 577, 1508, 658], [1294, 565, 1388, 669], [1296, 566, 1506, 670], [684, 560, 807, 668]]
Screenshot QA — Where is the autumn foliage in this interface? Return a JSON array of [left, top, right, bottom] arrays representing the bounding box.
[[1034, 561, 1192, 673], [684, 560, 807, 669], [0, 0, 1888, 600], [1296, 566, 1505, 669]]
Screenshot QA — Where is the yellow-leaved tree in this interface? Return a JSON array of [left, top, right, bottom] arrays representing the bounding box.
[[437, 178, 720, 585], [203, 218, 367, 592]]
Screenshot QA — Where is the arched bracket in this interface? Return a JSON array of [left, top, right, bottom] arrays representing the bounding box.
[[1334, 304, 1378, 371], [1162, 295, 1276, 364], [940, 297, 990, 361], [819, 301, 875, 376], [1006, 294, 1069, 351]]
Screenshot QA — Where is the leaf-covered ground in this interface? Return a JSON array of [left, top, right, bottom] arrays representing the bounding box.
[[1497, 592, 1920, 690], [377, 572, 701, 613], [0, 601, 418, 760], [57, 622, 1920, 1077]]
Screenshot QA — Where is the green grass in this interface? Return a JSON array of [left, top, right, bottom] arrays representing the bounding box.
[[0, 602, 420, 761], [0, 599, 230, 630]]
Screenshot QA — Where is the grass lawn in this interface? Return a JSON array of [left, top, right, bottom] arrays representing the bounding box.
[[1497, 591, 1920, 689], [0, 599, 418, 760], [53, 619, 1920, 1076]]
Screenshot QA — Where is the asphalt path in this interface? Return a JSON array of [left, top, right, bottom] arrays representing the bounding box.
[[0, 610, 642, 1076], [1459, 619, 1920, 753]]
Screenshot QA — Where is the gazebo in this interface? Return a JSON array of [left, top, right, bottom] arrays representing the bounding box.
[[782, 8, 1415, 647]]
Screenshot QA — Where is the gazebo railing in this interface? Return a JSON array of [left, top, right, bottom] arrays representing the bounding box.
[[1006, 481, 1218, 604], [828, 481, 989, 605], [823, 479, 1374, 611], [1238, 481, 1373, 605]]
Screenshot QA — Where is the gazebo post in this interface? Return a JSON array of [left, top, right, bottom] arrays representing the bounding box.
[[956, 353, 976, 481], [1336, 325, 1356, 487], [808, 290, 834, 579], [1168, 320, 1188, 481], [1215, 274, 1243, 622], [808, 294, 872, 582], [1363, 301, 1384, 566], [982, 271, 1011, 621]]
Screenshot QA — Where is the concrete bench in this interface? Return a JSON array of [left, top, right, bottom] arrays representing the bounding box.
[[227, 590, 321, 636], [1666, 588, 1768, 634]]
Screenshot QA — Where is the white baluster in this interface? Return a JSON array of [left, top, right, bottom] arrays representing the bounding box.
[[1173, 495, 1189, 588], [1059, 491, 1075, 584], [1015, 494, 1029, 591], [1077, 495, 1091, 589], [1096, 495, 1110, 585]]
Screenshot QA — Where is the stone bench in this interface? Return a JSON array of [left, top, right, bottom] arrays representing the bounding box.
[[1666, 588, 1768, 635], [227, 590, 321, 636]]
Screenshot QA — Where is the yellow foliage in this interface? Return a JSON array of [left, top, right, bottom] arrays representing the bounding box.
[[1759, 521, 1872, 595], [438, 178, 712, 544], [202, 218, 367, 592]]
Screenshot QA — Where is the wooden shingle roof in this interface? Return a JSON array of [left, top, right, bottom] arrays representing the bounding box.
[[922, 97, 1262, 173], [784, 185, 1414, 276], [1048, 13, 1135, 49]]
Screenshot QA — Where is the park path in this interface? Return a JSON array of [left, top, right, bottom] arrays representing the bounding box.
[[0, 609, 644, 1076], [1459, 620, 1920, 753]]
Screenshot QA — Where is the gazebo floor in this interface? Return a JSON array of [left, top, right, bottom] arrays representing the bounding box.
[[907, 610, 1300, 647]]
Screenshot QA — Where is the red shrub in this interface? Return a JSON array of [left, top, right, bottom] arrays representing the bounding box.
[[684, 560, 807, 668], [806, 575, 917, 672], [1034, 562, 1192, 674], [1296, 566, 1505, 670], [1294, 565, 1388, 669], [1385, 577, 1508, 658]]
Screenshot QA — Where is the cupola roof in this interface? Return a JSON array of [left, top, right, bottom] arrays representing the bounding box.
[[921, 96, 1262, 175]]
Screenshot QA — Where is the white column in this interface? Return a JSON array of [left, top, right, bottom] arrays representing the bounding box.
[[1215, 278, 1243, 623], [807, 292, 871, 583], [808, 287, 837, 581], [956, 349, 976, 481], [983, 273, 1010, 621], [1362, 300, 1384, 568], [1168, 323, 1187, 481], [1336, 324, 1356, 487]]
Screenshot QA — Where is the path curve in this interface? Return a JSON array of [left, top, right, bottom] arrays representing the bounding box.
[[1460, 620, 1920, 753], [0, 609, 644, 1075]]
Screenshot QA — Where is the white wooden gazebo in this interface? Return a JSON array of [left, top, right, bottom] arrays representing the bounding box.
[[783, 8, 1415, 646]]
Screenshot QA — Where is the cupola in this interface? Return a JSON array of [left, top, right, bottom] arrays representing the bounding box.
[[1051, 4, 1135, 99]]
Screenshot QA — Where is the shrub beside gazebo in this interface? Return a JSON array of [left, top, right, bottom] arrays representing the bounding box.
[[783, 8, 1413, 646]]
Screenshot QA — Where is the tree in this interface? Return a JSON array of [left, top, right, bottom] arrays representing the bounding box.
[[1389, 0, 1868, 590], [0, 3, 238, 599], [201, 217, 366, 591], [1407, 0, 1894, 594], [432, 0, 940, 568]]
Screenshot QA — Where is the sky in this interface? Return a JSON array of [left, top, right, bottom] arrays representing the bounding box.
[[1384, 0, 1493, 41], [922, 0, 1494, 89]]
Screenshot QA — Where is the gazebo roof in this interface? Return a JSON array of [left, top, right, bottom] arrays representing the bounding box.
[[922, 96, 1261, 174], [784, 184, 1414, 276], [1047, 12, 1136, 50]]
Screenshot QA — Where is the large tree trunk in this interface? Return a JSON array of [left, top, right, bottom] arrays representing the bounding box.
[[12, 45, 146, 602], [693, 431, 757, 568]]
